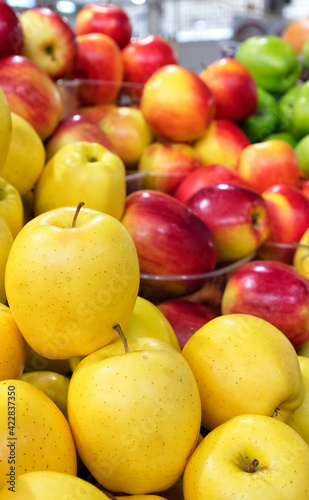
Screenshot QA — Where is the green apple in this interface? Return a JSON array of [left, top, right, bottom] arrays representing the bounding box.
[[5, 205, 140, 359], [0, 176, 24, 238], [287, 356, 309, 445], [279, 81, 309, 140], [263, 131, 298, 147], [34, 141, 126, 220], [182, 314, 305, 431], [0, 215, 13, 304], [68, 336, 202, 494], [235, 35, 301, 94], [241, 86, 280, 143], [294, 133, 309, 176], [303, 37, 309, 69], [183, 413, 309, 499]]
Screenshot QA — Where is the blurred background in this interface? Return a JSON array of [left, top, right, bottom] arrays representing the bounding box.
[[6, 0, 309, 71]]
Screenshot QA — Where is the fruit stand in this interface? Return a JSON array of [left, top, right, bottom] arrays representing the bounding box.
[[0, 1, 309, 499]]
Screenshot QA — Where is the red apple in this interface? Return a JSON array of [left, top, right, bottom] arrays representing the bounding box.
[[19, 7, 77, 80], [45, 114, 116, 161], [221, 260, 309, 349], [158, 299, 217, 349], [173, 163, 250, 204], [72, 33, 123, 105], [122, 35, 178, 99], [236, 140, 301, 194], [75, 2, 132, 49], [257, 184, 309, 264], [200, 57, 258, 122], [77, 103, 115, 123], [0, 55, 62, 141], [300, 179, 309, 200], [193, 119, 250, 169], [140, 64, 215, 142], [0, 2, 23, 59], [137, 141, 202, 194], [121, 190, 217, 276], [186, 183, 270, 262]]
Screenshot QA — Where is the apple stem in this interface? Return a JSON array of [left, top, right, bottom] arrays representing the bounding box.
[[113, 324, 129, 353], [72, 202, 85, 228], [247, 459, 259, 472]]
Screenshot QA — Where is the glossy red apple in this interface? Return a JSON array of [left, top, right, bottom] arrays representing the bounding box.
[[45, 114, 116, 161], [193, 119, 250, 169], [257, 184, 309, 264], [221, 260, 309, 349], [236, 140, 301, 194], [0, 2, 23, 59], [72, 33, 123, 105], [121, 189, 217, 276], [140, 64, 215, 142], [301, 179, 309, 200], [158, 299, 217, 349], [0, 55, 62, 141], [75, 2, 132, 49], [200, 57, 258, 122], [186, 183, 270, 262], [122, 35, 178, 99], [173, 163, 249, 204], [19, 7, 77, 80]]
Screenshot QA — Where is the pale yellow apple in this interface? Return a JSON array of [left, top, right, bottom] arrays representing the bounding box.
[[287, 355, 309, 444], [68, 337, 202, 494], [182, 314, 305, 431], [5, 206, 140, 359], [124, 296, 180, 351], [0, 470, 109, 499], [0, 177, 24, 238], [0, 112, 45, 197], [0, 216, 13, 304], [293, 227, 309, 280], [0, 379, 77, 488], [183, 413, 309, 499], [34, 141, 126, 220], [0, 304, 27, 381], [0, 87, 12, 170]]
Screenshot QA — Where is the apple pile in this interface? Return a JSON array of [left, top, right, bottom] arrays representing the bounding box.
[[1, 2, 309, 499]]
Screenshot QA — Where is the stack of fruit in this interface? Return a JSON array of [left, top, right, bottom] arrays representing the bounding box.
[[0, 3, 309, 499]]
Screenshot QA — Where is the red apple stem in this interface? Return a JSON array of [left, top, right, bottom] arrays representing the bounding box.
[[247, 459, 259, 472], [72, 202, 85, 228], [113, 324, 129, 353]]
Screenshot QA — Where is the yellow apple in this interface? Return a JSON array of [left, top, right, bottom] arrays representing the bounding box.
[[0, 112, 45, 197], [33, 141, 126, 220], [5, 205, 140, 359], [0, 470, 109, 499], [0, 177, 23, 238], [0, 86, 12, 170], [0, 304, 27, 381], [293, 227, 309, 280], [183, 413, 309, 499], [287, 355, 309, 444], [124, 296, 181, 351], [0, 216, 13, 304], [68, 337, 202, 494], [0, 379, 77, 488], [182, 314, 305, 431]]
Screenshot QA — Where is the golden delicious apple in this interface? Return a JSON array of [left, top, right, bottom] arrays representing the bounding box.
[[68, 337, 202, 494], [0, 379, 77, 488], [183, 414, 309, 499], [0, 216, 13, 304], [0, 470, 109, 499], [0, 304, 27, 381], [124, 296, 180, 351], [0, 177, 23, 238], [287, 355, 309, 444], [0, 87, 12, 169], [0, 113, 45, 197], [182, 314, 305, 431], [5, 205, 140, 359], [34, 141, 126, 220]]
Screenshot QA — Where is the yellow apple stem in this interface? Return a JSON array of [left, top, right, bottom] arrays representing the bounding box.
[[72, 201, 85, 228], [247, 459, 259, 473], [113, 324, 129, 353]]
